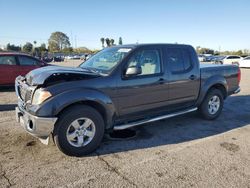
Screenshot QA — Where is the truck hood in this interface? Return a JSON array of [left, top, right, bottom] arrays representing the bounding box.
[[25, 65, 100, 86]]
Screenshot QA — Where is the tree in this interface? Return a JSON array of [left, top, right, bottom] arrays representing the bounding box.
[[62, 47, 73, 54], [110, 39, 115, 46], [6, 43, 21, 51], [119, 37, 123, 45], [48, 31, 71, 52], [100, 38, 105, 48], [34, 43, 48, 57], [74, 47, 91, 54], [196, 47, 214, 55], [22, 42, 33, 53], [105, 38, 110, 47], [39, 43, 47, 52], [235, 50, 243, 56]]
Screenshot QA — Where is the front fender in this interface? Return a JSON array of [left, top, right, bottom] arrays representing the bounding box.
[[196, 75, 228, 106], [36, 89, 116, 129]]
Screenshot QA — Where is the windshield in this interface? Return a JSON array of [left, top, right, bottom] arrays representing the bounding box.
[[79, 47, 132, 74]]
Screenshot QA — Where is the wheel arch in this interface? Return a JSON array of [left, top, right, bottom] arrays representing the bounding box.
[[56, 100, 110, 129], [196, 75, 228, 106], [36, 89, 116, 129]]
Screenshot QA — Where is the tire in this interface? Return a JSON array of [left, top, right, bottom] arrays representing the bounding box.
[[53, 105, 105, 156], [199, 89, 224, 120]]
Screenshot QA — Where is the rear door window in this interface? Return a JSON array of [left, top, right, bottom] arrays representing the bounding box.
[[166, 48, 192, 73], [0, 56, 17, 65], [18, 56, 40, 66]]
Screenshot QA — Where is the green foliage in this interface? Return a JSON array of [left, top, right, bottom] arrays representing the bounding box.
[[220, 50, 249, 56], [100, 38, 105, 48], [110, 39, 115, 46], [101, 37, 117, 47], [6, 43, 21, 51], [62, 47, 73, 54], [35, 43, 48, 57], [105, 38, 111, 47], [196, 47, 214, 55], [39, 43, 47, 52], [196, 46, 250, 56], [22, 42, 33, 53], [119, 37, 123, 45], [48, 31, 71, 52], [74, 47, 91, 54]]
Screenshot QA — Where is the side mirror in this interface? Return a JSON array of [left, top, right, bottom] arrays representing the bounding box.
[[125, 66, 142, 77]]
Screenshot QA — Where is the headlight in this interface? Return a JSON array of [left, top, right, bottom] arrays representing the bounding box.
[[32, 89, 52, 105]]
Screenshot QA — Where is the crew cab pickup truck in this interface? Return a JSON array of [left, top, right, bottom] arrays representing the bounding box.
[[15, 44, 241, 156]]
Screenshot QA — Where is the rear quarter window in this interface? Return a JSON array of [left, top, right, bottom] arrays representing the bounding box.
[[18, 56, 40, 66]]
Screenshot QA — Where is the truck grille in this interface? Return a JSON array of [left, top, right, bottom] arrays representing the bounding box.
[[19, 85, 26, 101], [16, 77, 33, 103]]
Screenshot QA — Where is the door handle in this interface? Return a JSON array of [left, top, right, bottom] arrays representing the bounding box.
[[189, 75, 197, 80], [158, 78, 165, 84]]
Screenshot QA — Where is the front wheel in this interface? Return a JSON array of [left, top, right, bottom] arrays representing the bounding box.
[[199, 89, 224, 120], [53, 105, 104, 156]]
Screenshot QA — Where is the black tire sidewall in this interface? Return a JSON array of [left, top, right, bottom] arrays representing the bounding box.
[[200, 89, 224, 120], [54, 105, 104, 156]]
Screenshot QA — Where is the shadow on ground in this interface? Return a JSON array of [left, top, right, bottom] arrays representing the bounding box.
[[0, 104, 17, 112], [95, 95, 250, 156], [0, 86, 15, 92]]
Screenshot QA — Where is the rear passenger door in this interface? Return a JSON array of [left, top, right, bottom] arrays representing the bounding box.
[[0, 55, 19, 85], [17, 55, 41, 76], [165, 47, 200, 108]]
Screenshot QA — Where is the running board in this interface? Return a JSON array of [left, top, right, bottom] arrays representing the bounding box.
[[113, 107, 198, 130]]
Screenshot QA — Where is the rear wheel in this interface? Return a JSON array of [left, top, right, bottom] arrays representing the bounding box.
[[199, 89, 224, 120], [53, 105, 104, 156]]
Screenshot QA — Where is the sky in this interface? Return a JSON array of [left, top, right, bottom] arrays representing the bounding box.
[[0, 0, 249, 51]]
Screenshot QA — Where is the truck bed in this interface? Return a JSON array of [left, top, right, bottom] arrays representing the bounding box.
[[200, 63, 240, 96]]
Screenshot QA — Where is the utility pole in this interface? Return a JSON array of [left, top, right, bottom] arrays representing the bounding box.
[[75, 35, 77, 49], [70, 30, 73, 48]]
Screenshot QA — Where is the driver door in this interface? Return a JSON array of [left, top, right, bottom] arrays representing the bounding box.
[[116, 48, 169, 116]]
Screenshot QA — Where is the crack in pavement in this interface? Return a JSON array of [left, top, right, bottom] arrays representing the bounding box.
[[95, 152, 138, 187], [2, 172, 12, 187], [0, 164, 12, 187]]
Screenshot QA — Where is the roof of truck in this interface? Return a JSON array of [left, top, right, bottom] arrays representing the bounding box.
[[114, 43, 193, 48], [0, 51, 31, 56]]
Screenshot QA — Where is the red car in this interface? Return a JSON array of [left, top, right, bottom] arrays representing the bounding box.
[[0, 52, 47, 86]]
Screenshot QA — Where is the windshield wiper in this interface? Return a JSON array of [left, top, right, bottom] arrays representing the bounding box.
[[80, 67, 106, 76]]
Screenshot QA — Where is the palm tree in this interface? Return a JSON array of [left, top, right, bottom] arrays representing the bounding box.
[[110, 39, 115, 46], [105, 38, 110, 47], [119, 37, 123, 45], [100, 38, 105, 48], [33, 41, 37, 56]]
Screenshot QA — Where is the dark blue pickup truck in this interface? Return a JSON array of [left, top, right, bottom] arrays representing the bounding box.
[[15, 44, 241, 156]]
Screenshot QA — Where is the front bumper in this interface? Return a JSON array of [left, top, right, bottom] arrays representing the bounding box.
[[15, 105, 57, 140]]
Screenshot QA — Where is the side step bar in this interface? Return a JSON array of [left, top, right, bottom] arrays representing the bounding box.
[[113, 107, 198, 130]]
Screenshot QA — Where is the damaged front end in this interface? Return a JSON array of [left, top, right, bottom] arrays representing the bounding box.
[[15, 65, 100, 144]]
